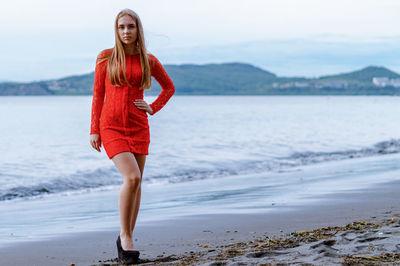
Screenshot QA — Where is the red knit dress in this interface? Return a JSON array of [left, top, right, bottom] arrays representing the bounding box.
[[90, 49, 175, 159]]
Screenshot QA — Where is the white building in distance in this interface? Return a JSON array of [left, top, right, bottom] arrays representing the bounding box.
[[373, 77, 400, 87], [373, 77, 390, 87]]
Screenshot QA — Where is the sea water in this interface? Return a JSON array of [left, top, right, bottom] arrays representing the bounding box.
[[0, 96, 399, 245]]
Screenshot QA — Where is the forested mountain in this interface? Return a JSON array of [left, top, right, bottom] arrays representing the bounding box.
[[1, 64, 399, 96]]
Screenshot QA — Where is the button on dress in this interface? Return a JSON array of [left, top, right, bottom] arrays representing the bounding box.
[[90, 49, 175, 159]]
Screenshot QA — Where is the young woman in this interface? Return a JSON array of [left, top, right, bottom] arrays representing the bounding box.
[[89, 9, 175, 264]]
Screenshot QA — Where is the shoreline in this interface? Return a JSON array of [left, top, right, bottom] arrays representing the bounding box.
[[131, 216, 400, 265], [1, 179, 400, 265]]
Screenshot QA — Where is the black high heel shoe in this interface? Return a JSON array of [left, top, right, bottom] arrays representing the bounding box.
[[116, 235, 140, 264]]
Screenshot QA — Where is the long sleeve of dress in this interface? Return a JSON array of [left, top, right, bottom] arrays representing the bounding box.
[[90, 52, 107, 135], [148, 54, 175, 115]]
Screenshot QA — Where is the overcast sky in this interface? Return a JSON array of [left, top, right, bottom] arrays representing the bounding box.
[[1, 0, 399, 81]]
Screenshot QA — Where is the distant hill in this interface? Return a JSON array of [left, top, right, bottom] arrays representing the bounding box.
[[155, 63, 278, 95], [1, 63, 400, 96], [319, 66, 400, 83]]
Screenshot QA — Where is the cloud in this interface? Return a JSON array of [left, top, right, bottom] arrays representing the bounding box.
[[1, 0, 400, 80], [147, 35, 400, 77]]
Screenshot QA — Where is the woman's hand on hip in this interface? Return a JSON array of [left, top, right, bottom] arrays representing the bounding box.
[[90, 134, 101, 152], [134, 99, 153, 115]]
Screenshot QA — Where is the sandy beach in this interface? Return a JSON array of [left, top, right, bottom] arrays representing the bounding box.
[[0, 178, 399, 265]]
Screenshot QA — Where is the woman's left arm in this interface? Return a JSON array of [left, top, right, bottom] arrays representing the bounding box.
[[147, 54, 175, 115]]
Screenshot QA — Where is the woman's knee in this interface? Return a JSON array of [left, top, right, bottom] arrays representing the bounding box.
[[123, 172, 142, 189]]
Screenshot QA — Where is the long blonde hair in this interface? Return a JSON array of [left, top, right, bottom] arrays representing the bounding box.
[[99, 9, 151, 89]]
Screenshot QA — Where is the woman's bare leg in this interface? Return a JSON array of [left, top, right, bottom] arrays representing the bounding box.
[[112, 152, 142, 251], [130, 153, 146, 233]]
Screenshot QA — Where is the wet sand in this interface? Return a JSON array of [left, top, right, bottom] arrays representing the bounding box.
[[1, 180, 400, 265]]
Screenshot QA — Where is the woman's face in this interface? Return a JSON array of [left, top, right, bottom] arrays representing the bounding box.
[[117, 15, 138, 46]]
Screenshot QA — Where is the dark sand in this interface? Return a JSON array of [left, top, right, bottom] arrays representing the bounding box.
[[1, 180, 400, 265]]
